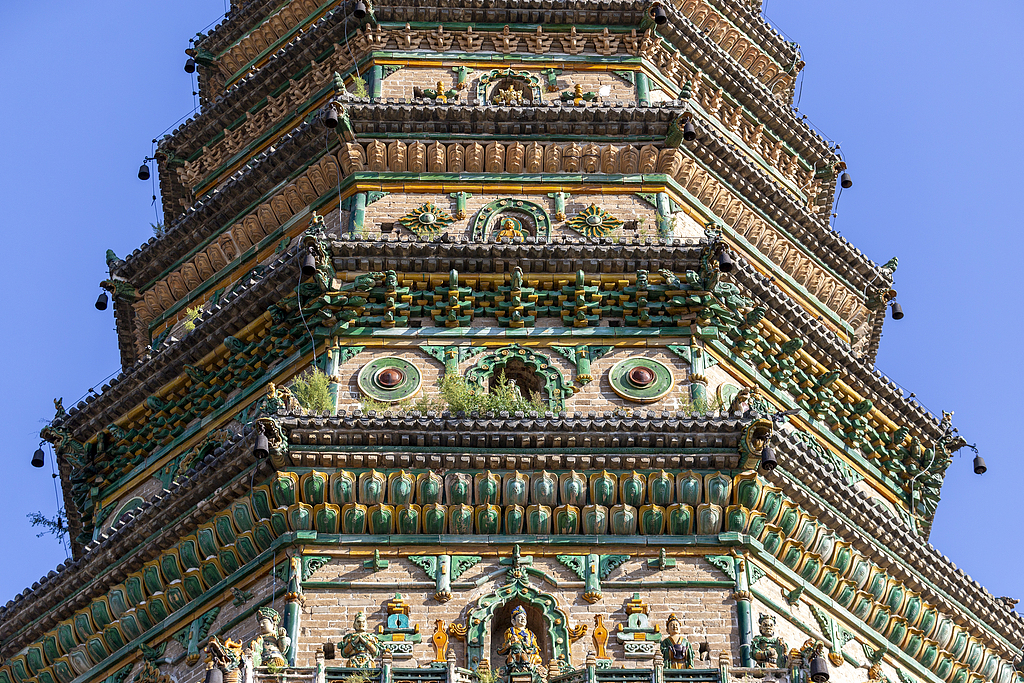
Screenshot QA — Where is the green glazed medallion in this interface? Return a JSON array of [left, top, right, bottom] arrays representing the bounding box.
[[357, 357, 422, 402], [608, 357, 674, 402]]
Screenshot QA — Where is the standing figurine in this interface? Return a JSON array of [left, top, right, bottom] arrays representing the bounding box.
[[660, 615, 694, 669], [751, 614, 788, 668], [252, 607, 290, 669], [497, 605, 543, 675], [339, 611, 381, 668]]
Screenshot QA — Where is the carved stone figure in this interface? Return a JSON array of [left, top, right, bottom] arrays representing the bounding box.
[[497, 605, 543, 675], [252, 607, 290, 669], [751, 613, 788, 668], [339, 611, 381, 668], [660, 615, 694, 669]]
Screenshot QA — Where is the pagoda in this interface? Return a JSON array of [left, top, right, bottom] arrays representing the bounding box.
[[4, 6, 1022, 683]]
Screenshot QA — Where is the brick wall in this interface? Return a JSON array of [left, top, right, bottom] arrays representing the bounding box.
[[295, 552, 738, 668], [359, 192, 668, 240], [322, 344, 753, 415], [379, 66, 636, 104]]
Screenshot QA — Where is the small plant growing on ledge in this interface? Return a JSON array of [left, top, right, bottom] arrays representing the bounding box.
[[358, 372, 545, 415], [441, 372, 545, 415], [474, 669, 499, 683], [183, 305, 202, 331], [291, 367, 334, 414], [27, 509, 67, 542], [352, 75, 369, 99]]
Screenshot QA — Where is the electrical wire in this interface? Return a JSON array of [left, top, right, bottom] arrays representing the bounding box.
[[830, 183, 844, 230], [47, 444, 70, 560], [296, 249, 319, 370]]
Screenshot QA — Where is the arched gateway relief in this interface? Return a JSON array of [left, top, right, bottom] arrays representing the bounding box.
[[465, 575, 572, 672], [465, 344, 573, 412], [471, 198, 551, 241], [477, 68, 544, 105]]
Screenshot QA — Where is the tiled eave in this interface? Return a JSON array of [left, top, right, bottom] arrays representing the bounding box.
[[124, 117, 327, 291], [196, 0, 280, 59], [284, 413, 748, 470], [130, 102, 884, 315], [197, 0, 800, 84], [82, 239, 935, 474], [160, 0, 831, 198], [59, 249, 302, 452], [6, 417, 1022, 664], [0, 431, 267, 659], [697, 0, 799, 68], [772, 430, 1024, 653], [729, 258, 938, 442]]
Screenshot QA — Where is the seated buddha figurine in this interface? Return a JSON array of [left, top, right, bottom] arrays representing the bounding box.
[[497, 606, 543, 675]]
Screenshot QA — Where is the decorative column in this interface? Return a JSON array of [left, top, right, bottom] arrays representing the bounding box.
[[655, 191, 672, 237], [586, 651, 598, 683], [315, 648, 326, 683], [371, 64, 384, 99], [446, 646, 458, 682], [688, 346, 709, 406], [636, 72, 651, 105], [325, 347, 341, 416], [547, 191, 570, 221], [349, 192, 367, 235], [734, 555, 754, 668], [284, 555, 304, 666], [653, 650, 665, 683], [381, 648, 394, 683]]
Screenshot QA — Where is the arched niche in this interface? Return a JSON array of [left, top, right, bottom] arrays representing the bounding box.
[[470, 198, 551, 241], [478, 69, 544, 105], [465, 344, 573, 412], [466, 582, 572, 672]]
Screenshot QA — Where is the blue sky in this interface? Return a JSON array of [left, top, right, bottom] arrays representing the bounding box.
[[0, 1, 1020, 608]]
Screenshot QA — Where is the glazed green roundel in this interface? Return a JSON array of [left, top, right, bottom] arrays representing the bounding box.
[[357, 357, 422, 402], [608, 357, 674, 402]]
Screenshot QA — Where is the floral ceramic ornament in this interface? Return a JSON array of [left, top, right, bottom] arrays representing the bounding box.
[[567, 204, 624, 239], [398, 202, 454, 239]]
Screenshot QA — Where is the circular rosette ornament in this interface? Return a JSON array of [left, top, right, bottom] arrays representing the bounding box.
[[397, 202, 454, 240], [567, 204, 624, 239], [357, 357, 422, 402], [608, 357, 674, 402]]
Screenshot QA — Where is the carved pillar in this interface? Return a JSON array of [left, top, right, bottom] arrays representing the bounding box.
[[586, 650, 598, 683], [446, 644, 458, 680], [349, 192, 367, 235], [636, 72, 651, 105], [547, 191, 570, 221], [719, 652, 732, 683], [653, 650, 665, 683], [655, 191, 671, 237], [382, 648, 394, 683], [284, 555, 304, 665], [734, 555, 753, 667], [371, 64, 384, 99], [688, 346, 709, 406], [325, 347, 341, 416], [315, 648, 326, 683]]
